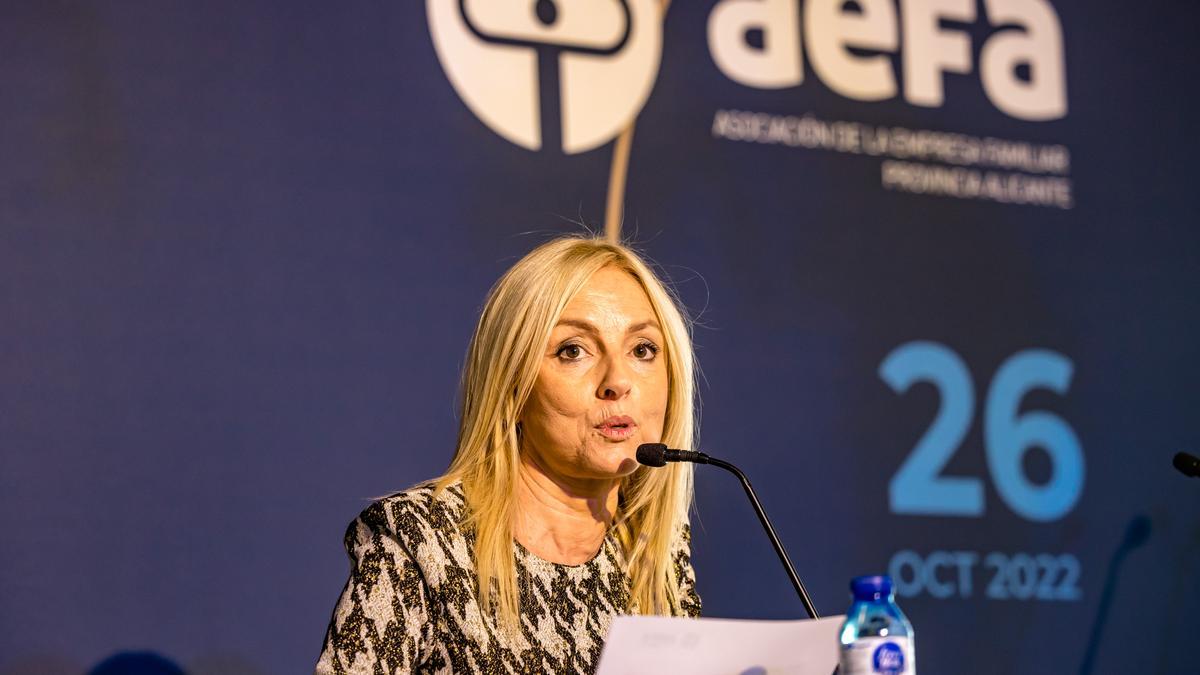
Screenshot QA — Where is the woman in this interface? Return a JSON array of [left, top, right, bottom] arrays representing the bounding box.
[[315, 235, 701, 674]]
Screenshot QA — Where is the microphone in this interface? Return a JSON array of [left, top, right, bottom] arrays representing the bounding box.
[[637, 443, 821, 620], [635, 443, 710, 466], [1174, 452, 1200, 478]]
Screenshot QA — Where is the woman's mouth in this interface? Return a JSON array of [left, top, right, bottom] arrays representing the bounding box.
[[596, 416, 637, 440]]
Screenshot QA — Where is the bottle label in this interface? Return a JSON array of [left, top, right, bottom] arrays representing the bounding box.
[[839, 637, 916, 675]]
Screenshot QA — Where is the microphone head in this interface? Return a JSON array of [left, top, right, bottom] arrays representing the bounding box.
[[636, 443, 668, 467], [1173, 452, 1200, 478]]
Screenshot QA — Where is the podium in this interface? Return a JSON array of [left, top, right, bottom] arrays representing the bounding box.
[[596, 615, 845, 675]]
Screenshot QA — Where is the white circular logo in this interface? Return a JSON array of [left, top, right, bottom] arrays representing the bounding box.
[[427, 0, 663, 154]]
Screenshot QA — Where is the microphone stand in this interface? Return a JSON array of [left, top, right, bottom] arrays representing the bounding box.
[[696, 454, 821, 620]]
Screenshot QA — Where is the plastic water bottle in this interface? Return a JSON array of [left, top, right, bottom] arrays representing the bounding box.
[[838, 575, 916, 675]]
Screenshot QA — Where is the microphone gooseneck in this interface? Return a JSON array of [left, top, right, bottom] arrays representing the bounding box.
[[637, 443, 821, 620], [1174, 451, 1200, 478]]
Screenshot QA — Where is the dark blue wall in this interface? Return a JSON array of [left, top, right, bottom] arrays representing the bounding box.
[[2, 2, 1197, 673]]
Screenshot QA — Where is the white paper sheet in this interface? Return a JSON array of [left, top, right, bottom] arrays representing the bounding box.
[[596, 614, 845, 675]]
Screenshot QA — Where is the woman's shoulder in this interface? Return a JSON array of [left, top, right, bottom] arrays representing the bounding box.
[[377, 479, 467, 516], [344, 479, 469, 554]]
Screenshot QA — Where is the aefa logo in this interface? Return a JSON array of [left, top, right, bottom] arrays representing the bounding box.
[[427, 0, 663, 154]]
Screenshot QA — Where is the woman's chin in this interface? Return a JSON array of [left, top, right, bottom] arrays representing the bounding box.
[[581, 445, 642, 479], [612, 456, 641, 476]]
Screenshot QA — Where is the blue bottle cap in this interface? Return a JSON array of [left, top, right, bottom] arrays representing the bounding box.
[[850, 575, 893, 601]]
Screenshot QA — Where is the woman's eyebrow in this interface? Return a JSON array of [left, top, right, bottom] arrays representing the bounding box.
[[627, 320, 661, 333], [555, 318, 597, 334]]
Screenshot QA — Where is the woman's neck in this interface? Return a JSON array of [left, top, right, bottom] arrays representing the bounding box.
[[513, 452, 620, 566]]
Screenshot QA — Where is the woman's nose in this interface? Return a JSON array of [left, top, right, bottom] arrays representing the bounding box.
[[596, 356, 632, 400]]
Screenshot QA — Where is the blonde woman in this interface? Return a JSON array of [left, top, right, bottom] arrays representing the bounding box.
[[315, 235, 700, 674]]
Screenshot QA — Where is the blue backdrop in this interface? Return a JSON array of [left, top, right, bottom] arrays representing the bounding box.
[[2, 1, 1198, 673]]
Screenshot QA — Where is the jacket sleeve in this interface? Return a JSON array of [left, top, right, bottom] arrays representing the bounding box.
[[315, 502, 434, 674], [672, 522, 702, 618]]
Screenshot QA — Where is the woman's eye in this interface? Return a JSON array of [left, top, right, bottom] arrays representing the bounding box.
[[633, 342, 659, 360], [556, 344, 585, 361]]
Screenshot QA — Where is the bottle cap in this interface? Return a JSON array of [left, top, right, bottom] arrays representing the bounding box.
[[850, 574, 893, 601]]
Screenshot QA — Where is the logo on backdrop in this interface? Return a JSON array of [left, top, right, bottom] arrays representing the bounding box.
[[708, 0, 1067, 121], [705, 0, 1075, 209], [427, 0, 663, 154]]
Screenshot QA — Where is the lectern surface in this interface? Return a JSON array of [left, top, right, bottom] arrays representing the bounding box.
[[596, 614, 844, 675]]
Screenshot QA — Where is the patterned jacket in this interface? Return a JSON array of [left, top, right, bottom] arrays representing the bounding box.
[[315, 481, 701, 674]]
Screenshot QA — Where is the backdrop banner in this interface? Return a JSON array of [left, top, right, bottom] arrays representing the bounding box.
[[2, 1, 1197, 674]]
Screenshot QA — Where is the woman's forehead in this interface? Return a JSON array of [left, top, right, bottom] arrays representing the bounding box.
[[558, 268, 656, 326]]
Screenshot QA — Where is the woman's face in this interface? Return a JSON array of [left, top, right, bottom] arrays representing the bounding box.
[[519, 266, 669, 482]]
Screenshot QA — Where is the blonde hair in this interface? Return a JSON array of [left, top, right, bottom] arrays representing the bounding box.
[[434, 234, 697, 627]]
